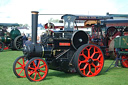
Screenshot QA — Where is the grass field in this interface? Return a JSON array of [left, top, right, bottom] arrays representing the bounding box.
[[0, 50, 128, 85]]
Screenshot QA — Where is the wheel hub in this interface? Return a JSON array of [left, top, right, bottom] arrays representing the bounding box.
[[36, 69, 40, 72], [88, 58, 93, 64]]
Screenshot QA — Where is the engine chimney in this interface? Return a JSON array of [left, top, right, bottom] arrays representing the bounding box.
[[31, 11, 39, 44], [23, 11, 43, 58]]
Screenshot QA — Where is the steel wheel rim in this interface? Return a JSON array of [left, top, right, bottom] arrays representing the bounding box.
[[78, 45, 104, 77], [15, 57, 28, 77], [121, 55, 128, 68], [26, 59, 48, 81]]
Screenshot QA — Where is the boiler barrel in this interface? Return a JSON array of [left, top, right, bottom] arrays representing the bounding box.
[[10, 28, 21, 40]]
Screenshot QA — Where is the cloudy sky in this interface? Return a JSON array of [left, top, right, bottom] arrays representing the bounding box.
[[0, 0, 128, 25]]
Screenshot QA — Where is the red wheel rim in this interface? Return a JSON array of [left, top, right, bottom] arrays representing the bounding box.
[[15, 57, 28, 78], [121, 55, 128, 68], [27, 59, 48, 81], [78, 45, 104, 77]]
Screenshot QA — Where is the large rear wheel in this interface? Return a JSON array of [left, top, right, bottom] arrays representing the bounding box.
[[14, 35, 23, 51], [25, 57, 48, 81], [74, 44, 104, 77]]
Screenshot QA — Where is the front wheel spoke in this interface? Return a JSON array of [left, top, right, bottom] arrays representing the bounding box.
[[39, 64, 46, 69], [29, 67, 35, 70], [37, 61, 40, 68], [16, 67, 22, 70], [18, 69, 23, 75], [32, 61, 37, 68], [29, 70, 35, 76], [34, 72, 37, 80], [38, 72, 42, 79], [17, 61, 22, 66], [40, 70, 46, 73]]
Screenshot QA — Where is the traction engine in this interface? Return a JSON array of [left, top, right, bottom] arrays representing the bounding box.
[[13, 11, 104, 81], [0, 24, 23, 51]]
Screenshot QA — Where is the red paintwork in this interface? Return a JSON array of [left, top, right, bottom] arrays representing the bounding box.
[[121, 55, 128, 68], [59, 42, 71, 46], [4, 47, 9, 50]]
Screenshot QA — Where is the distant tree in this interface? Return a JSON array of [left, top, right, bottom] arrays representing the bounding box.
[[48, 18, 59, 23], [19, 24, 29, 27], [24, 24, 29, 27]]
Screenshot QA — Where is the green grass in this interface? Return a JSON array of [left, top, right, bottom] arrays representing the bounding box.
[[0, 50, 128, 85]]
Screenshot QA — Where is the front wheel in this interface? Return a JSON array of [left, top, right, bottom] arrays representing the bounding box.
[[73, 44, 104, 77], [25, 57, 48, 81], [13, 56, 28, 78]]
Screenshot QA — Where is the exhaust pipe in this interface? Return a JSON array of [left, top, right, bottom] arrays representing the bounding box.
[[31, 11, 39, 44]]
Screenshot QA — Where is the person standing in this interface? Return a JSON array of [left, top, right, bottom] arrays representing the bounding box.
[[115, 35, 120, 67], [22, 33, 28, 46], [24, 37, 32, 47]]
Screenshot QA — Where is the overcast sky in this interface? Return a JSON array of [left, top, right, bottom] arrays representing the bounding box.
[[0, 0, 128, 25]]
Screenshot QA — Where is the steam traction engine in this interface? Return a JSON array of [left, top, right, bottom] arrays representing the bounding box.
[[0, 24, 23, 51], [13, 11, 105, 81]]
